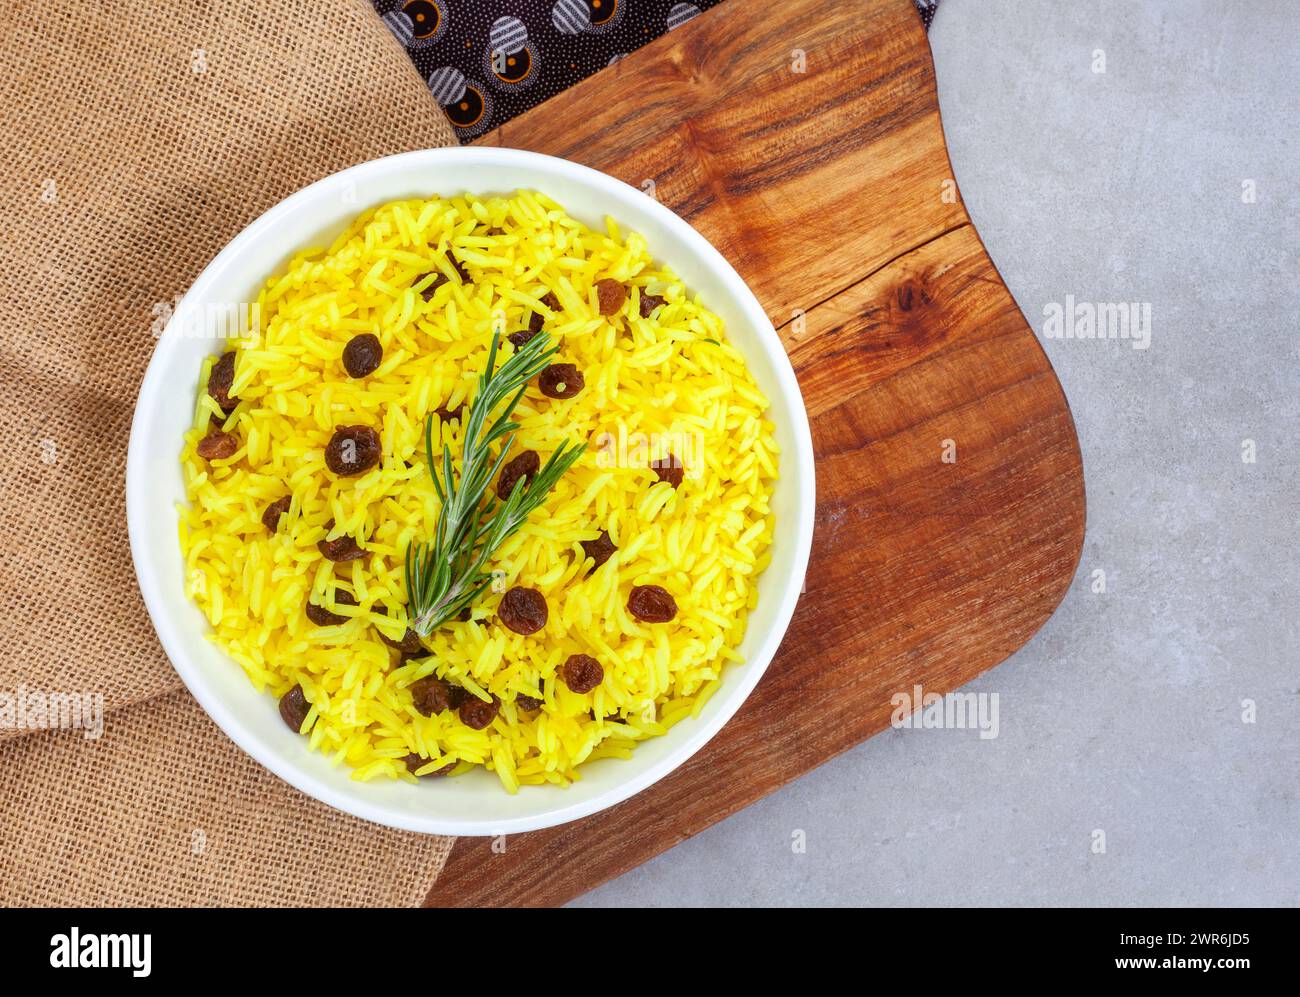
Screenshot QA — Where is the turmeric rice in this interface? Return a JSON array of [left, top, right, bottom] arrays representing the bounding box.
[[179, 191, 778, 792]]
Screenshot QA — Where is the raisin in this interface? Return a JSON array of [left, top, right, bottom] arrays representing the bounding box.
[[596, 278, 627, 316], [498, 587, 548, 635], [538, 363, 584, 399], [561, 654, 604, 694], [627, 584, 678, 623], [380, 627, 424, 656], [496, 449, 539, 499], [651, 452, 684, 488], [318, 535, 363, 561], [510, 292, 561, 347], [207, 351, 238, 413], [342, 333, 383, 378], [580, 529, 617, 573], [404, 754, 456, 777], [459, 694, 501, 730], [262, 495, 292, 533], [448, 254, 472, 283], [279, 684, 311, 733], [508, 327, 540, 349], [435, 402, 464, 424], [324, 425, 381, 476], [409, 675, 453, 717], [639, 293, 665, 318], [591, 710, 628, 724], [317, 522, 364, 562], [446, 684, 469, 710], [515, 692, 544, 712], [458, 607, 473, 622], [305, 589, 357, 627], [197, 431, 238, 461], [415, 271, 447, 301]]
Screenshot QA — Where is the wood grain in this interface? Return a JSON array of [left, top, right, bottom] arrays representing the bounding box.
[[430, 0, 1085, 906]]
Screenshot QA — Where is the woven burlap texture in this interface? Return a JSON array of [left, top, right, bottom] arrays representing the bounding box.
[[1, 0, 456, 905], [1, 691, 452, 906]]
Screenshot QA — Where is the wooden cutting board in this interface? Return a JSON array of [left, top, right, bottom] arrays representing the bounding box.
[[428, 0, 1085, 906]]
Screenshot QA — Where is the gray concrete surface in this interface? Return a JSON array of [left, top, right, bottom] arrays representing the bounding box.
[[572, 0, 1299, 907]]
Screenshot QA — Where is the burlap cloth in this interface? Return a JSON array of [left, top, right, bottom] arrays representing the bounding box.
[[0, 0, 458, 906]]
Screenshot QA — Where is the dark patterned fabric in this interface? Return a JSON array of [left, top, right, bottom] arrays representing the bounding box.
[[374, 0, 939, 143]]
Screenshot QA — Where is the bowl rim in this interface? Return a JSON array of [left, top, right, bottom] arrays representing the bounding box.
[[126, 146, 815, 835]]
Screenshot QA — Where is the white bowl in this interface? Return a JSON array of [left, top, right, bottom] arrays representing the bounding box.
[[127, 148, 815, 835]]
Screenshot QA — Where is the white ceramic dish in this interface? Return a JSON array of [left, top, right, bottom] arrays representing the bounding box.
[[126, 148, 815, 835]]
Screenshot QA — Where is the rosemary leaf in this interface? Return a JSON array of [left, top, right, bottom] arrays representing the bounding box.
[[405, 331, 585, 636]]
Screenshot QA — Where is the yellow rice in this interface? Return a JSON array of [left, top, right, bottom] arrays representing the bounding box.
[[179, 191, 778, 792]]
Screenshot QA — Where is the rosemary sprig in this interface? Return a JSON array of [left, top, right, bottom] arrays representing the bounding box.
[[404, 330, 585, 637]]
